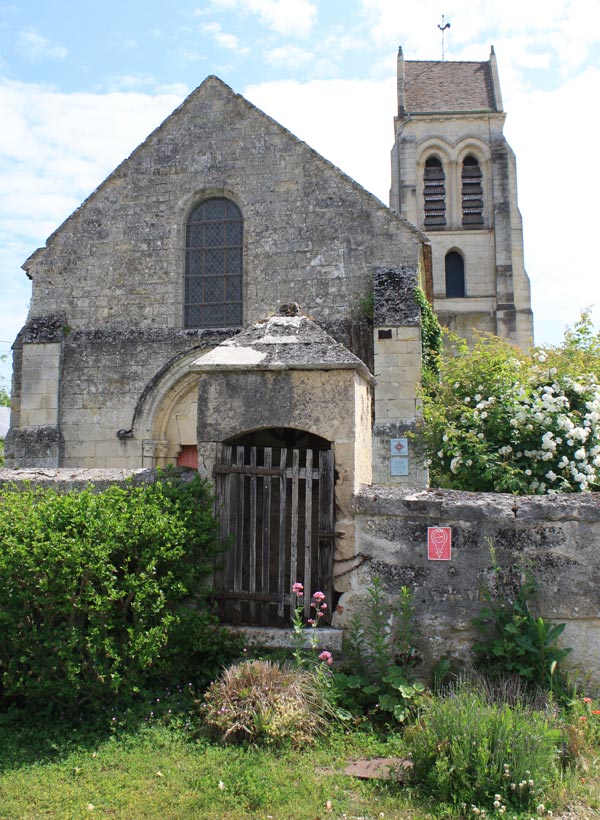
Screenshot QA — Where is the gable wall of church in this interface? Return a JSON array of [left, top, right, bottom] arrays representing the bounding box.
[[10, 79, 424, 470], [26, 80, 422, 333]]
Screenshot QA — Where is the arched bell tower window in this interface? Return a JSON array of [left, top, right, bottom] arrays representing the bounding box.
[[461, 156, 484, 227], [184, 197, 243, 328], [423, 156, 446, 229], [445, 251, 465, 297]]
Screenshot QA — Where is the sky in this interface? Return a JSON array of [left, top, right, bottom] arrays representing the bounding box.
[[1, 0, 600, 392]]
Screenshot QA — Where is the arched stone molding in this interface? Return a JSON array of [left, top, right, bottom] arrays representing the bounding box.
[[133, 347, 212, 466]]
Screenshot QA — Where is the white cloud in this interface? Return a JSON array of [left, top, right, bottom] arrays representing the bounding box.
[[245, 77, 395, 203], [358, 0, 600, 74], [265, 45, 314, 69], [205, 0, 317, 37], [201, 21, 249, 54], [0, 79, 185, 375], [18, 27, 67, 60], [245, 0, 317, 37]]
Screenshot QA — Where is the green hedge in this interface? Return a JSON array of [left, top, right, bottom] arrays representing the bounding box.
[[0, 474, 240, 711]]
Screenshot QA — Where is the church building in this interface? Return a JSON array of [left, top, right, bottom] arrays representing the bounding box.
[[5, 50, 533, 624]]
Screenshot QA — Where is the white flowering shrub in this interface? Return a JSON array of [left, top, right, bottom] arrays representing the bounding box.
[[421, 312, 600, 494]]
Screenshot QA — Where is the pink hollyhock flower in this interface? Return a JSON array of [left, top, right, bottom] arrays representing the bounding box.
[[292, 582, 304, 595], [313, 591, 326, 602], [319, 651, 333, 666]]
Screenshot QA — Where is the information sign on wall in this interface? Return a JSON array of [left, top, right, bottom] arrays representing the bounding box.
[[390, 438, 408, 455], [427, 527, 452, 560]]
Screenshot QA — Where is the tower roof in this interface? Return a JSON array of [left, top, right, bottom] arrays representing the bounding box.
[[404, 60, 497, 113]]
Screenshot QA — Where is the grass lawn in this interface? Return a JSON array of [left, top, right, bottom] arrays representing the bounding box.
[[1, 705, 600, 820], [0, 717, 432, 820]]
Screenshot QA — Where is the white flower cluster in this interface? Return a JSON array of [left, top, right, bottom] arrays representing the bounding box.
[[431, 367, 600, 494]]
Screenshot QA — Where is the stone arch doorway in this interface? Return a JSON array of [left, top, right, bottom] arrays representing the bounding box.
[[213, 427, 335, 627]]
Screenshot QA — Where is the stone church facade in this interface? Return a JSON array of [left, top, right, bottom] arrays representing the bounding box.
[[6, 73, 428, 485]]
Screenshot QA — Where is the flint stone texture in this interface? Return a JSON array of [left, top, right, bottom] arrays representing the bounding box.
[[373, 267, 420, 327]]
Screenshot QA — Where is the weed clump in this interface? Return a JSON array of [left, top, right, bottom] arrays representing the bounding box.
[[201, 659, 334, 747]]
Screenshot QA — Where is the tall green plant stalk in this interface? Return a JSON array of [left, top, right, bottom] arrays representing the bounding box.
[[472, 564, 571, 693]]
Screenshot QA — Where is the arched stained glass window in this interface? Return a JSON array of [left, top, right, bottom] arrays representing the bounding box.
[[184, 197, 243, 328], [423, 156, 446, 228], [445, 251, 465, 297], [461, 156, 484, 227]]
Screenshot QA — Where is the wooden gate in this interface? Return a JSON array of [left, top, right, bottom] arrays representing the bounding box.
[[213, 443, 335, 626]]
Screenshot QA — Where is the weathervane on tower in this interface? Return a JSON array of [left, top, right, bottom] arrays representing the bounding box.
[[438, 14, 451, 60]]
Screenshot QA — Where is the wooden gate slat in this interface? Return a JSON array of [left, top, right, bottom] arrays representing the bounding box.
[[318, 450, 335, 615], [261, 447, 272, 625], [232, 445, 245, 623], [277, 448, 288, 619], [289, 448, 300, 598], [303, 448, 313, 618], [223, 445, 236, 619], [249, 446, 257, 622]]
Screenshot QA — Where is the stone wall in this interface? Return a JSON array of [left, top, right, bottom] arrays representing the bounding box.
[[347, 486, 600, 687]]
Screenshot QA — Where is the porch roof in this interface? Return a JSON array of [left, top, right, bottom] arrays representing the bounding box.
[[192, 310, 374, 384]]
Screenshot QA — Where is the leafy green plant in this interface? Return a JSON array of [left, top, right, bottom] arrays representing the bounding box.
[[404, 685, 563, 813], [414, 284, 442, 382], [359, 292, 374, 320], [472, 567, 571, 693], [419, 311, 600, 493], [0, 476, 240, 711], [334, 577, 425, 723], [200, 659, 335, 747]]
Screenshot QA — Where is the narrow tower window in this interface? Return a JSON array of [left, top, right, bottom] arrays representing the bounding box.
[[461, 156, 484, 227], [445, 251, 465, 297], [184, 197, 243, 328], [423, 156, 446, 228]]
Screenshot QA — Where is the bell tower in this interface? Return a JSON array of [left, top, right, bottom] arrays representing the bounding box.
[[390, 46, 533, 349]]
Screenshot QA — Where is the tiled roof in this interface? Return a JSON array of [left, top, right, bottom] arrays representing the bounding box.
[[404, 60, 497, 113]]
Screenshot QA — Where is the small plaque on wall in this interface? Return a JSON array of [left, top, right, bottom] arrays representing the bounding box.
[[391, 456, 409, 476], [427, 527, 452, 560], [390, 437, 408, 455]]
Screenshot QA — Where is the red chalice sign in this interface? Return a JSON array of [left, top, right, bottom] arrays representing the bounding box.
[[427, 527, 452, 560]]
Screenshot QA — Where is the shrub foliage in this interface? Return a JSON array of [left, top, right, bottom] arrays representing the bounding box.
[[0, 475, 238, 710], [420, 311, 600, 493], [404, 686, 562, 813]]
